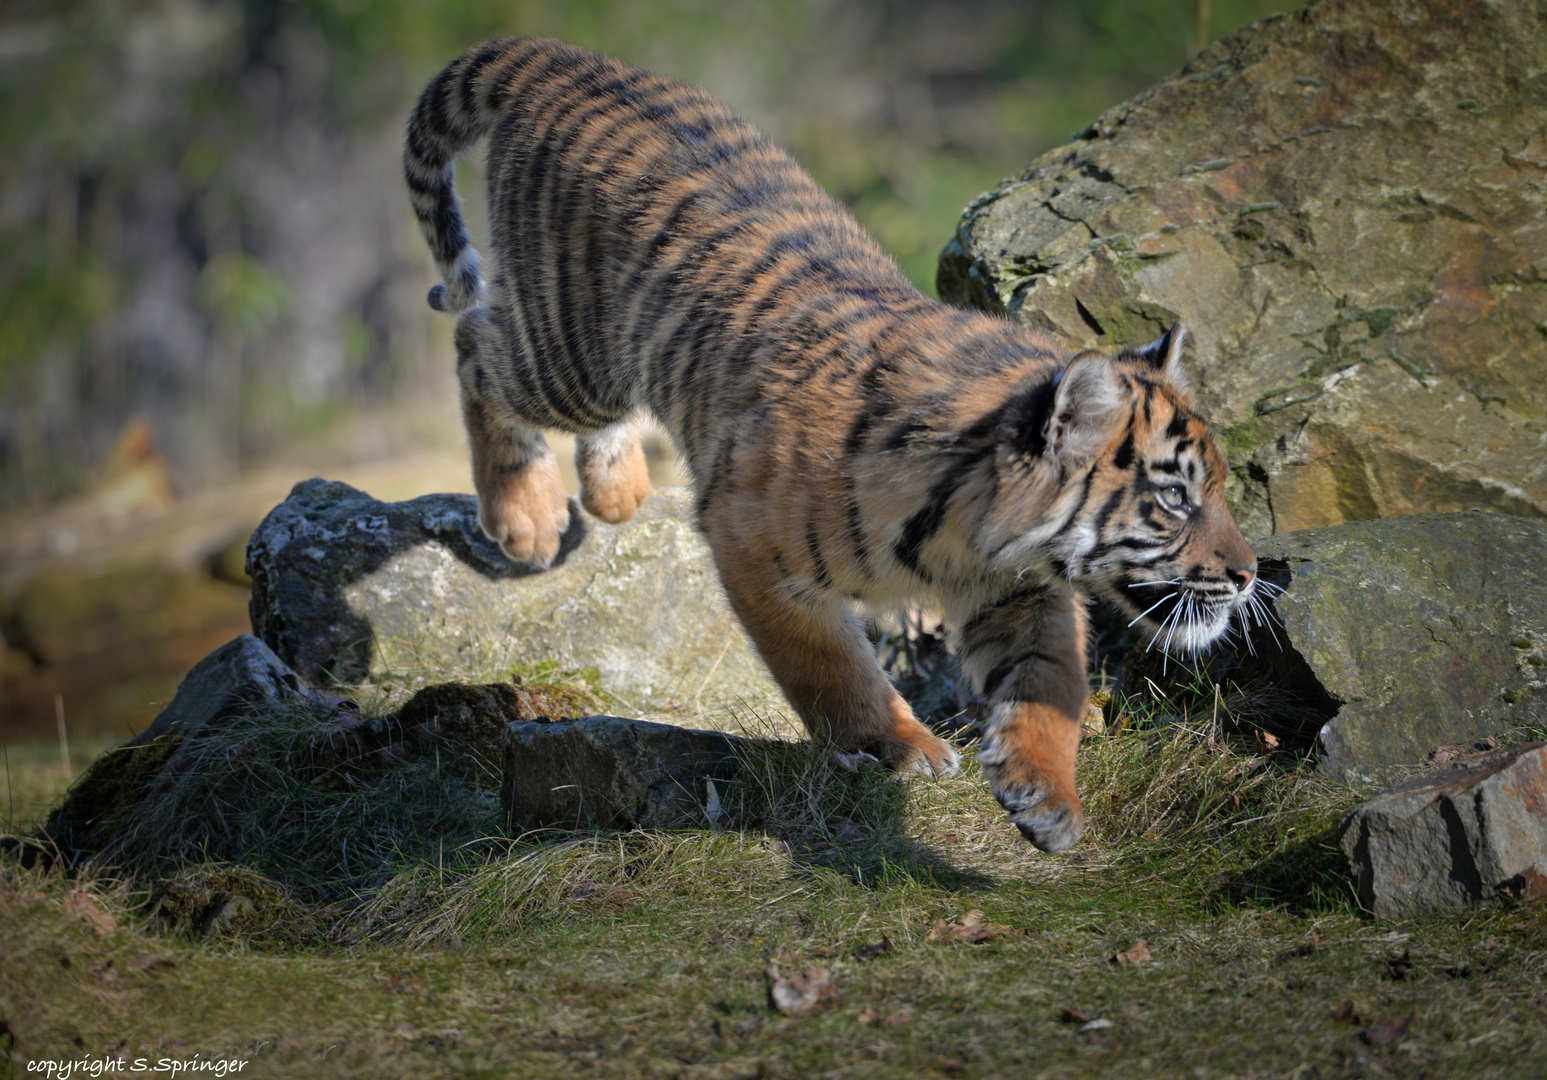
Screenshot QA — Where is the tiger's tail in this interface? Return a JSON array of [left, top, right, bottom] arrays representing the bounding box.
[[403, 40, 521, 313]]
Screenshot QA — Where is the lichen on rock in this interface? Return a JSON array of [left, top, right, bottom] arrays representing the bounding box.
[[938, 0, 1547, 537]]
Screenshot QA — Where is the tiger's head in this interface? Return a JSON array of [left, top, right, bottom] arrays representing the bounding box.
[[985, 323, 1258, 655]]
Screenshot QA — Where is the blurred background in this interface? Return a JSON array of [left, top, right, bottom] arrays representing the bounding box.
[[0, 0, 1293, 771]]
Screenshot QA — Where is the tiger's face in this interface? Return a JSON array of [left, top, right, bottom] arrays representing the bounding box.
[[986, 324, 1259, 656]]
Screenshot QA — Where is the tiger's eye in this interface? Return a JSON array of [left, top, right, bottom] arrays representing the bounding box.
[[1158, 485, 1187, 510]]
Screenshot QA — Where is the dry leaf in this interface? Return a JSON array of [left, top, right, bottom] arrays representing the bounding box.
[[381, 974, 423, 994], [1482, 938, 1501, 950], [1112, 939, 1152, 965], [858, 1008, 881, 1025], [64, 891, 117, 937], [926, 910, 1020, 944], [128, 954, 174, 974], [1383, 950, 1411, 981], [1331, 1001, 1359, 1024], [940, 1058, 966, 1073], [765, 965, 840, 1017], [885, 1011, 911, 1029], [853, 935, 894, 962], [1254, 729, 1281, 754], [1359, 1012, 1415, 1045], [1058, 1006, 1092, 1024]]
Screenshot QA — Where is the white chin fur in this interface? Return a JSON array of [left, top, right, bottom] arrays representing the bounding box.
[[1142, 598, 1235, 656]]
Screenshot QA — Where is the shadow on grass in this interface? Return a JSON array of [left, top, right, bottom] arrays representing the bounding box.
[[1209, 824, 1361, 916]]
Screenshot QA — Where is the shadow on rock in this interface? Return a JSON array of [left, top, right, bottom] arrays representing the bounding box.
[[247, 478, 587, 685]]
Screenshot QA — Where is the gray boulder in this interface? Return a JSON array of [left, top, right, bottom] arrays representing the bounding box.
[[1339, 742, 1547, 918], [938, 0, 1547, 538], [502, 716, 747, 831], [247, 479, 784, 718], [1127, 512, 1547, 782]]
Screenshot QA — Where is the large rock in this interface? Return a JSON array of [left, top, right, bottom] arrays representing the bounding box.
[[1127, 512, 1547, 782], [502, 716, 747, 831], [938, 0, 1547, 538], [247, 480, 783, 718], [1338, 742, 1547, 918], [42, 634, 355, 856]]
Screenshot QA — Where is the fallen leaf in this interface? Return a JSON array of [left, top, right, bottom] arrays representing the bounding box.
[[1254, 729, 1281, 754], [940, 833, 959, 846], [1431, 743, 1469, 764], [87, 960, 121, 989], [765, 965, 841, 1017], [1359, 1012, 1415, 1045], [1383, 950, 1411, 981], [853, 935, 894, 962], [885, 1011, 911, 1029], [1512, 918, 1542, 932], [940, 1057, 966, 1073], [1482, 938, 1501, 950], [128, 954, 175, 974], [1058, 1006, 1092, 1024], [1112, 939, 1152, 965], [381, 974, 423, 994], [926, 910, 1021, 944], [1331, 1001, 1359, 1024], [64, 892, 117, 938], [857, 1008, 881, 1026]]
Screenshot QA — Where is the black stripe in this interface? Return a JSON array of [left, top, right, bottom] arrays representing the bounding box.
[[806, 521, 832, 589], [982, 648, 1061, 700]]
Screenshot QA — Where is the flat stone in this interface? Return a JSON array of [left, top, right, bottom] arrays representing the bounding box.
[[1338, 742, 1547, 918], [938, 0, 1547, 538], [246, 479, 784, 718], [502, 716, 747, 831], [1127, 512, 1547, 781]]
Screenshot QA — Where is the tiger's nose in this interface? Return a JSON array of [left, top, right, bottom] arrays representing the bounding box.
[[1228, 561, 1257, 593]]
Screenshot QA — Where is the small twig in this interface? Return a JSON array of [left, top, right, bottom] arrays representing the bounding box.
[[693, 638, 734, 711]]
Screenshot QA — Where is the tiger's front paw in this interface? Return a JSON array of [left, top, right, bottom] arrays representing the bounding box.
[[987, 770, 1084, 853], [478, 455, 571, 567], [977, 704, 1085, 852]]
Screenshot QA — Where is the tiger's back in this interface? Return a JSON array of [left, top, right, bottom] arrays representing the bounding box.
[[406, 38, 1260, 853]]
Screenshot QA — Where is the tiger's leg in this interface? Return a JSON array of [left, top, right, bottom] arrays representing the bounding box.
[[712, 546, 961, 777], [953, 587, 1089, 852], [576, 416, 653, 524], [455, 307, 570, 567]]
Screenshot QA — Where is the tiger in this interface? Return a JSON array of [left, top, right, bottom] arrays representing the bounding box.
[[403, 38, 1258, 853]]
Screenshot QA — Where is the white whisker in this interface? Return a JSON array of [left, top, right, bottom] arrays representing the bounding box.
[[1127, 591, 1179, 628]]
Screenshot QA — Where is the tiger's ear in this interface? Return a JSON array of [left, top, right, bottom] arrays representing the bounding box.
[[1134, 322, 1190, 393], [1046, 356, 1125, 465]]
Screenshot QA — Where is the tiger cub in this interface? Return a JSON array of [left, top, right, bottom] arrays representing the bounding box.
[[404, 38, 1257, 852]]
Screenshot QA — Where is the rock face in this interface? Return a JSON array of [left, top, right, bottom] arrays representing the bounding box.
[[1127, 512, 1547, 782], [502, 716, 746, 831], [938, 0, 1547, 539], [1338, 742, 1547, 918], [247, 479, 784, 718]]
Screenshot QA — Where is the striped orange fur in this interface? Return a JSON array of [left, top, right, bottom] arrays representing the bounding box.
[[405, 39, 1258, 852]]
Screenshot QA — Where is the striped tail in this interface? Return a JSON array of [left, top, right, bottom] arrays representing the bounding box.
[[403, 40, 519, 313]]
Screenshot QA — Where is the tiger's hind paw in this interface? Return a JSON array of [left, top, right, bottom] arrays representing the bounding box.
[[578, 427, 653, 524], [478, 455, 571, 568]]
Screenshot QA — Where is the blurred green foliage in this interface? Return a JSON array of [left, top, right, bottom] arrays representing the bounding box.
[[0, 0, 1295, 505]]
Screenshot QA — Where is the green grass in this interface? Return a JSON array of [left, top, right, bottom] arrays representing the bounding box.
[[3, 680, 1545, 1077]]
